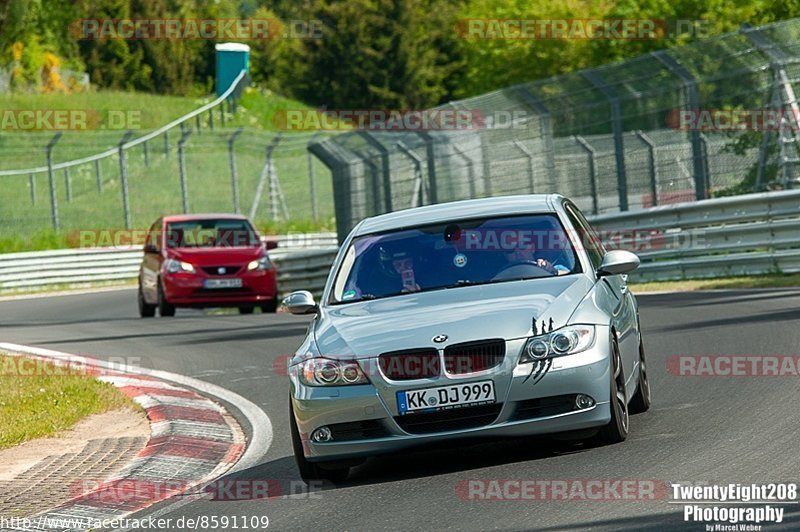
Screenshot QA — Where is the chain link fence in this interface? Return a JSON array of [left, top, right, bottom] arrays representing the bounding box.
[[310, 19, 800, 239], [0, 73, 336, 241], [4, 20, 800, 244]]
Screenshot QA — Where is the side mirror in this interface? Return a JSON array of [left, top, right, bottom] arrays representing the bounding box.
[[143, 244, 159, 254], [283, 290, 318, 315], [263, 238, 279, 250], [597, 250, 640, 277]]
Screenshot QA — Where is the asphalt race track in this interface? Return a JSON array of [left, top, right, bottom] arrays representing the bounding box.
[[2, 288, 799, 531]]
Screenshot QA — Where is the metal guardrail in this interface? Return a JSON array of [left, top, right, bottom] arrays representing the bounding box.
[[2, 190, 800, 294], [590, 190, 800, 281], [0, 233, 338, 295], [0, 70, 248, 178]]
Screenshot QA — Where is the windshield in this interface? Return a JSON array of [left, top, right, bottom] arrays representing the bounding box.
[[331, 214, 580, 304], [165, 219, 260, 248]]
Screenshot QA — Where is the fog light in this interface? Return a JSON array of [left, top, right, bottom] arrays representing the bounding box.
[[575, 394, 595, 409], [311, 426, 333, 442]]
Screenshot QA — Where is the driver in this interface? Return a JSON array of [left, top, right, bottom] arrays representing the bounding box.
[[377, 245, 421, 293], [344, 244, 421, 299], [501, 239, 568, 276]]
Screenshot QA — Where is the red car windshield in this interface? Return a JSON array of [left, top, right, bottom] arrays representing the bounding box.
[[165, 219, 260, 248]]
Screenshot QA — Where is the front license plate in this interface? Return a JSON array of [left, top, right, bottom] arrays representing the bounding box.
[[397, 380, 496, 415], [203, 278, 243, 289]]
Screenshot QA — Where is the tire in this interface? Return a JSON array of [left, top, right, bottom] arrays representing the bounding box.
[[596, 336, 629, 445], [629, 339, 652, 414], [157, 281, 176, 317], [260, 298, 278, 314], [138, 284, 156, 318], [289, 399, 350, 483], [238, 306, 254, 315]]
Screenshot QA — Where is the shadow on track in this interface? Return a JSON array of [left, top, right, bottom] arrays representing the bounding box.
[[29, 321, 309, 346], [219, 432, 599, 494]]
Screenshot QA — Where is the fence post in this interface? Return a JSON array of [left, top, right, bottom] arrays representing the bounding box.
[[45, 132, 62, 231], [358, 132, 393, 213], [636, 130, 659, 206], [582, 70, 628, 211], [95, 159, 103, 192], [307, 133, 320, 221], [451, 101, 492, 197], [164, 130, 170, 158], [512, 140, 536, 193], [417, 132, 439, 204], [64, 168, 72, 202], [220, 104, 226, 127], [515, 87, 557, 190], [699, 133, 710, 193], [652, 51, 709, 201], [29, 173, 36, 205], [307, 139, 354, 243], [178, 130, 192, 214], [143, 139, 149, 166], [396, 141, 426, 207], [450, 145, 477, 199], [250, 135, 282, 220], [574, 135, 599, 215], [208, 108, 214, 131], [360, 153, 382, 215], [228, 127, 243, 214], [118, 130, 135, 229], [741, 24, 800, 188], [196, 114, 201, 134]]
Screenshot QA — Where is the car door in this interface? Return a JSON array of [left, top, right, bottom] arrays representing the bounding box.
[[140, 218, 162, 303], [564, 202, 639, 394]]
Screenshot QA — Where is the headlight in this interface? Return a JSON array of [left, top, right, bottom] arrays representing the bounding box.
[[299, 358, 369, 386], [519, 325, 595, 363], [247, 256, 272, 271], [164, 259, 195, 274]]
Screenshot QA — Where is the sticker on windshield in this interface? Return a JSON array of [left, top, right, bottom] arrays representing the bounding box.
[[342, 290, 357, 300], [453, 253, 467, 268]]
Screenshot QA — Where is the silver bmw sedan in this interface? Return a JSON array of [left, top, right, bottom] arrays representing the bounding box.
[[285, 194, 651, 481]]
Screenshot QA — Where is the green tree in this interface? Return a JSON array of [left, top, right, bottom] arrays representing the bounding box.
[[273, 0, 463, 109]]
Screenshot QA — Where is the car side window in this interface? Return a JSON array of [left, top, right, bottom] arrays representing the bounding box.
[[564, 203, 605, 270]]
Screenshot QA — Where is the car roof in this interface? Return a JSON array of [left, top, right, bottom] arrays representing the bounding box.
[[161, 213, 250, 223], [355, 194, 563, 236]]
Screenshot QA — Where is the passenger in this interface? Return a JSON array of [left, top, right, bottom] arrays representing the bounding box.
[[501, 240, 569, 276]]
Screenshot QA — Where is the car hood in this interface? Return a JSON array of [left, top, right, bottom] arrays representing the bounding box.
[[314, 275, 594, 359], [167, 246, 264, 266]]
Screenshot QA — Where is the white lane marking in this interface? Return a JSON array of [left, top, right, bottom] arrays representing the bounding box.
[[133, 394, 225, 412], [0, 342, 274, 530], [98, 375, 184, 390]]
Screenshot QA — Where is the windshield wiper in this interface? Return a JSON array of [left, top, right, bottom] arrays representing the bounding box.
[[441, 279, 487, 289]]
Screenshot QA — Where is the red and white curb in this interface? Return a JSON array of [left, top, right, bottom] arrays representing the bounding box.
[[0, 344, 272, 532]]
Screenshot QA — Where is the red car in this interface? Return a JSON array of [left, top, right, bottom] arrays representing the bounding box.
[[137, 214, 278, 317]]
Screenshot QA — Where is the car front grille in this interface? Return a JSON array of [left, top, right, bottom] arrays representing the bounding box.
[[378, 348, 440, 380], [394, 403, 502, 434], [512, 395, 581, 421], [443, 339, 505, 375], [328, 419, 389, 441], [201, 265, 243, 276]]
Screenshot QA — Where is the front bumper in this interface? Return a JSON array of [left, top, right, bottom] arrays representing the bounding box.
[[290, 331, 613, 462], [162, 269, 277, 307]]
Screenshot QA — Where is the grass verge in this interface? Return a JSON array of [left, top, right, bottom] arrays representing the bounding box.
[[630, 273, 800, 293], [0, 354, 136, 449]]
